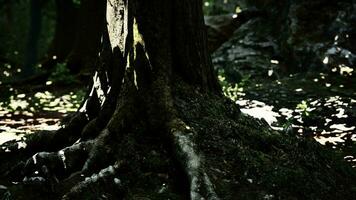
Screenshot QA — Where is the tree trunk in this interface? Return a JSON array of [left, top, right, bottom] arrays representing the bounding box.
[[65, 0, 106, 75], [1, 0, 355, 199], [41, 0, 78, 70], [22, 0, 43, 77], [41, 0, 106, 78]]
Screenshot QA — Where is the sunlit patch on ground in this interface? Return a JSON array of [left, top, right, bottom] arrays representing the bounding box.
[[236, 95, 356, 140], [0, 89, 84, 145], [0, 127, 26, 145], [235, 94, 356, 166], [0, 114, 62, 145], [237, 99, 281, 129]]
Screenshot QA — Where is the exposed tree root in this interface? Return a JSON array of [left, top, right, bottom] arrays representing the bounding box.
[[0, 112, 88, 178], [62, 164, 124, 200], [4, 140, 92, 184], [81, 129, 117, 175], [168, 118, 219, 199]]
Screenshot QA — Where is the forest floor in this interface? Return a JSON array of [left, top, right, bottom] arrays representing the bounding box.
[[218, 65, 356, 167], [0, 67, 355, 168]]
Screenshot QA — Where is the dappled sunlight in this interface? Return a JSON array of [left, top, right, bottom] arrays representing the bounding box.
[[229, 76, 356, 162], [0, 117, 61, 145], [315, 132, 350, 145], [0, 127, 26, 145], [237, 99, 280, 128], [1, 91, 83, 114], [323, 56, 329, 64], [236, 96, 356, 153], [0, 89, 84, 144], [2, 95, 29, 111], [339, 64, 353, 76], [92, 71, 106, 106], [344, 156, 356, 168]]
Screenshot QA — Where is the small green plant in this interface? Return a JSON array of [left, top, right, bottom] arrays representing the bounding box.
[[282, 118, 294, 134], [49, 63, 77, 84], [218, 69, 248, 101], [72, 0, 81, 6], [296, 100, 309, 117]]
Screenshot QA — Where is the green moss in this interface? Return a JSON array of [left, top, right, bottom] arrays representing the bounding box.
[[172, 82, 356, 199]]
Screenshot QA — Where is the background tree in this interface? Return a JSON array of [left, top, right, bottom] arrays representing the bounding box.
[[26, 0, 106, 83], [40, 0, 79, 72], [22, 0, 46, 78]]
